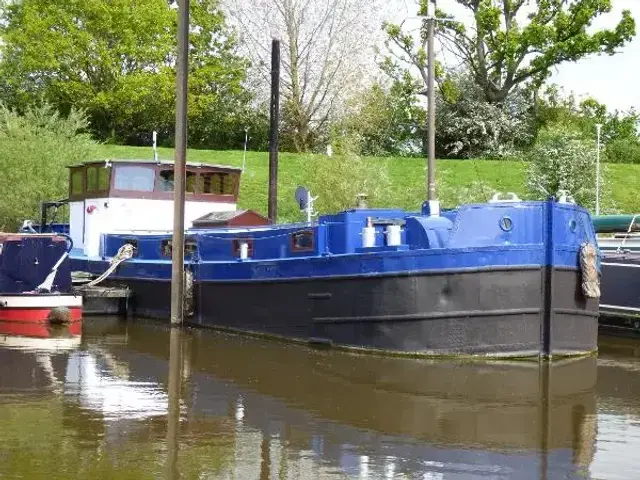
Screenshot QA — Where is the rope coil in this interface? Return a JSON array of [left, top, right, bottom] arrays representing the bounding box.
[[82, 243, 135, 288], [580, 242, 600, 299]]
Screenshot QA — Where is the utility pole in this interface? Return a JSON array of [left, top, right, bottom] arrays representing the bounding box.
[[595, 123, 602, 216], [426, 0, 436, 203], [170, 0, 189, 325]]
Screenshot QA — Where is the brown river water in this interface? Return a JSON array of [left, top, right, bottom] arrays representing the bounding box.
[[1, 318, 639, 479]]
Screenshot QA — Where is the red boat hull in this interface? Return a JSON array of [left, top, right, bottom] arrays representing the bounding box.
[[0, 294, 83, 323]]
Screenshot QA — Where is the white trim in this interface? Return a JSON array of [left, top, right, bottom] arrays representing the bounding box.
[[602, 262, 640, 268], [600, 304, 640, 313], [0, 335, 82, 350], [0, 295, 83, 308]]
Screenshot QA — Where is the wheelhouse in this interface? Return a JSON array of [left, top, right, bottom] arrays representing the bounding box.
[[68, 159, 241, 203], [67, 159, 242, 257]]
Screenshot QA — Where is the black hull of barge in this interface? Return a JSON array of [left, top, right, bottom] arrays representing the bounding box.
[[89, 266, 598, 358]]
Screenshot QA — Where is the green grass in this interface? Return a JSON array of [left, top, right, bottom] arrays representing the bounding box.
[[94, 144, 640, 221]]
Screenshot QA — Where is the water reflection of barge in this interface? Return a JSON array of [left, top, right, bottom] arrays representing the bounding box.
[[0, 319, 603, 479], [85, 320, 598, 478]]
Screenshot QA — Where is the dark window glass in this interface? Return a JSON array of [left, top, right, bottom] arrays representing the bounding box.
[[158, 170, 174, 192], [291, 231, 314, 251], [71, 169, 83, 196], [113, 166, 155, 191], [161, 238, 198, 257]]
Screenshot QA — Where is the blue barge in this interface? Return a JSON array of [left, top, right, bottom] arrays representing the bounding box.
[[33, 158, 601, 359]]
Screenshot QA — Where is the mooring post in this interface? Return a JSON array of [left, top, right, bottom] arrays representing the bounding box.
[[165, 327, 183, 478], [267, 39, 280, 224], [170, 0, 189, 326]]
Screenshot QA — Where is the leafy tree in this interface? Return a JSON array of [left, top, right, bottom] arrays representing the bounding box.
[[535, 85, 640, 163], [0, 103, 97, 230], [332, 76, 426, 156], [384, 0, 635, 104], [436, 71, 534, 158], [0, 0, 255, 148]]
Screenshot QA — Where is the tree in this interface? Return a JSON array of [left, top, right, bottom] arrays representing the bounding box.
[[0, 103, 97, 230], [223, 0, 384, 152], [0, 0, 255, 148], [435, 70, 534, 158], [332, 75, 426, 156], [384, 0, 635, 104]]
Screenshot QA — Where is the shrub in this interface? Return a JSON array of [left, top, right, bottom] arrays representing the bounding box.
[[302, 137, 391, 217], [525, 126, 616, 212], [604, 137, 640, 164], [0, 103, 97, 230]]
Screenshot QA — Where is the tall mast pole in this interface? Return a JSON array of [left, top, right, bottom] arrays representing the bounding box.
[[170, 0, 189, 325], [268, 39, 281, 223], [426, 0, 437, 203]]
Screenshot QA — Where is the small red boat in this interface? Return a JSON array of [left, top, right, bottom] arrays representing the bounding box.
[[0, 233, 82, 325], [0, 293, 82, 323]]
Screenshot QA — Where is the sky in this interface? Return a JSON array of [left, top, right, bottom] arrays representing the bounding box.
[[388, 0, 640, 113]]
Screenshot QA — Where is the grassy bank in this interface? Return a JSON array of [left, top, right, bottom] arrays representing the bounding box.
[[95, 144, 640, 222]]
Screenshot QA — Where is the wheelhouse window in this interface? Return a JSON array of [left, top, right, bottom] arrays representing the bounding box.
[[113, 165, 155, 192], [158, 169, 174, 192], [222, 174, 237, 195], [86, 166, 99, 191], [198, 172, 222, 194], [158, 169, 197, 194], [70, 169, 84, 197], [186, 171, 197, 193], [290, 230, 314, 252], [98, 166, 111, 190], [198, 172, 237, 195]]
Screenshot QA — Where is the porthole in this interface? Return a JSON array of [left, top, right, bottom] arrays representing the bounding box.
[[499, 216, 513, 232], [569, 219, 577, 233]]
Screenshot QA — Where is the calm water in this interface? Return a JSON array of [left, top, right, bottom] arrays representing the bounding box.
[[1, 319, 639, 479]]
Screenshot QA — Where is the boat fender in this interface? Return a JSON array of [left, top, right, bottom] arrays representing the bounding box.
[[47, 306, 71, 325], [580, 242, 600, 299], [184, 269, 194, 317]]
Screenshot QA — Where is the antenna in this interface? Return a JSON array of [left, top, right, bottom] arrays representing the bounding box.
[[295, 186, 318, 223], [153, 130, 159, 164]]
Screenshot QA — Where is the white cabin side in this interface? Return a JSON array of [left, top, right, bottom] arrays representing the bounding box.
[[67, 159, 241, 257]]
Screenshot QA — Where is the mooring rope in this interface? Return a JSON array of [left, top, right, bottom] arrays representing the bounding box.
[[81, 243, 135, 288]]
